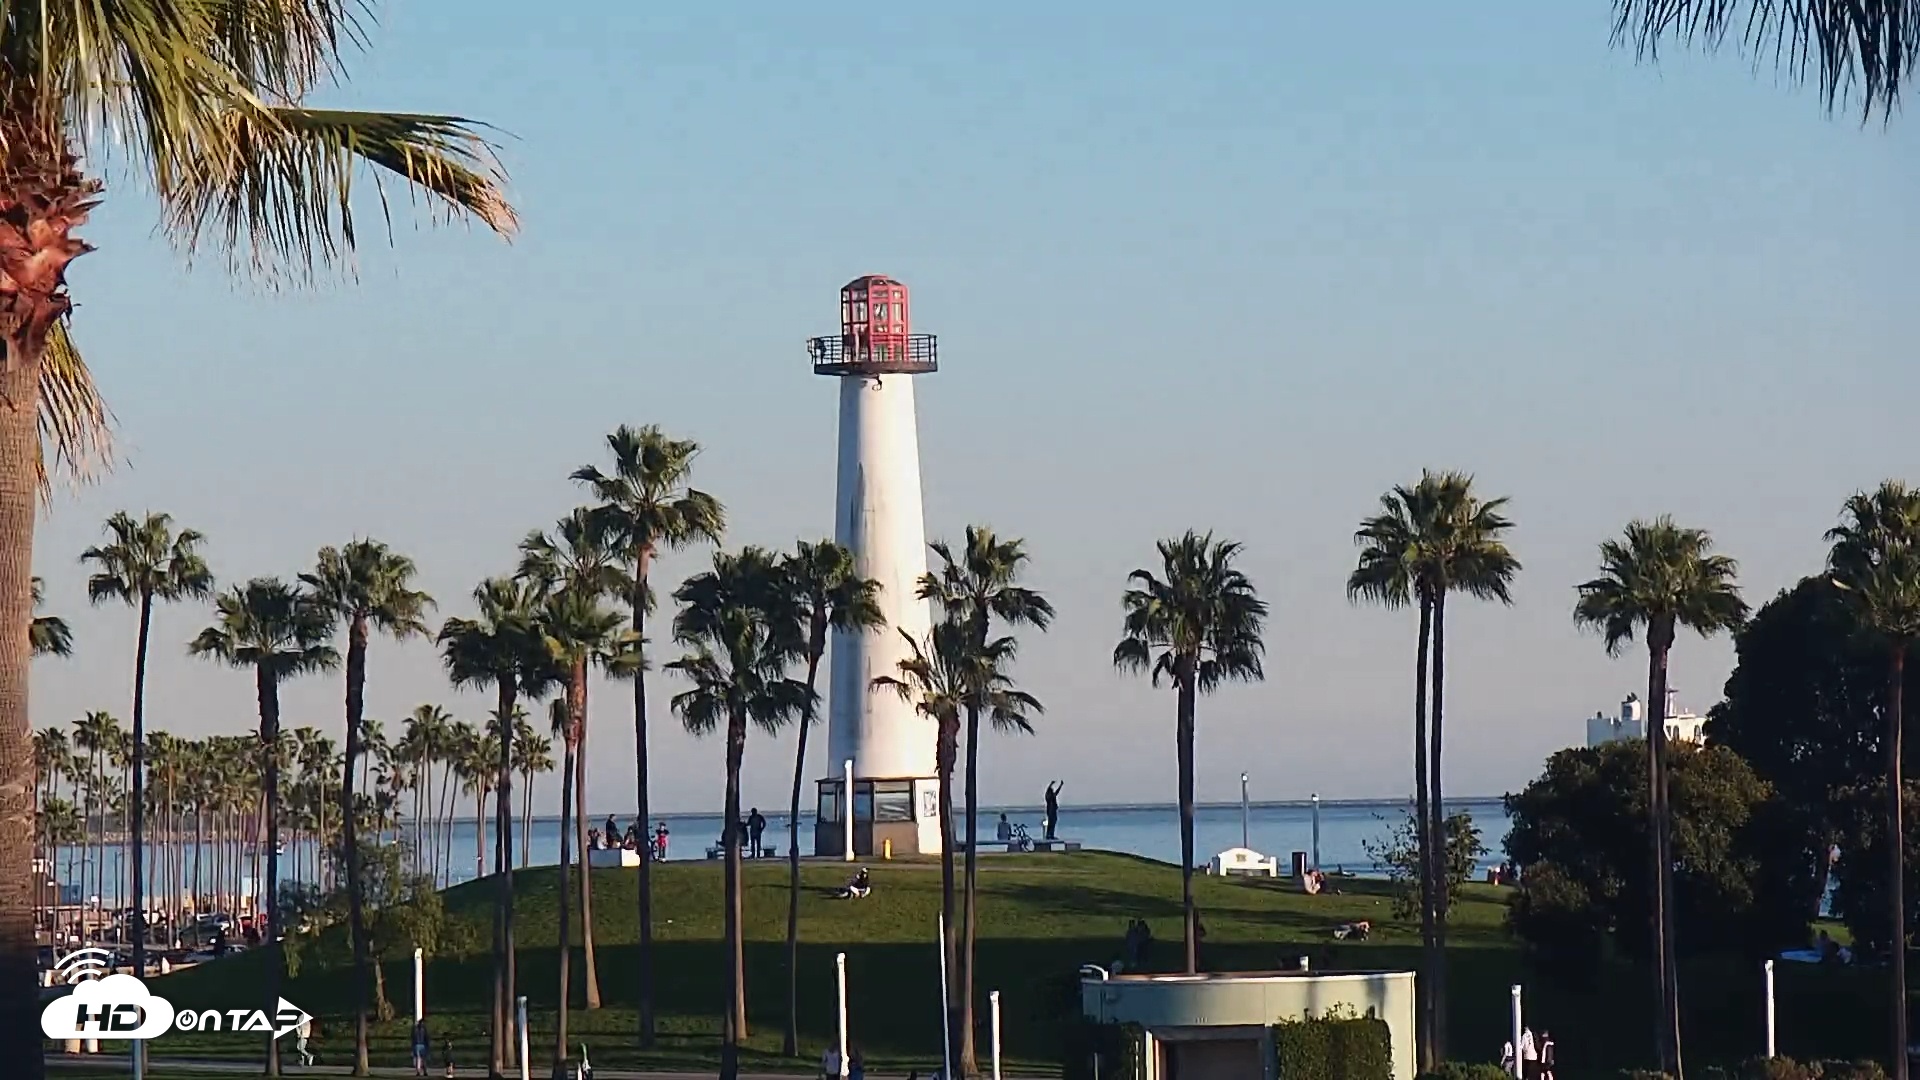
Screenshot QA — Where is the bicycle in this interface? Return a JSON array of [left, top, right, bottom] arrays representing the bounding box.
[[1008, 823, 1035, 852]]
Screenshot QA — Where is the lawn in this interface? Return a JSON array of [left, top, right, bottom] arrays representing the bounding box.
[[127, 852, 1886, 1076]]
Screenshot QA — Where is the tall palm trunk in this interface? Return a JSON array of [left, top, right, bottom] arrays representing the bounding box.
[[519, 772, 533, 870], [722, 712, 749, 1080], [257, 667, 285, 1077], [0, 128, 95, 1080], [631, 551, 657, 1047], [493, 683, 519, 1079], [935, 729, 961, 1073], [960, 702, 983, 1075], [784, 634, 826, 1056], [1412, 596, 1437, 1072], [1648, 628, 1682, 1077], [554, 727, 577, 1068], [1890, 645, 1909, 1080], [341, 617, 373, 1077], [573, 660, 601, 1009], [1426, 593, 1450, 1063], [1176, 669, 1199, 974], [130, 591, 153, 991]]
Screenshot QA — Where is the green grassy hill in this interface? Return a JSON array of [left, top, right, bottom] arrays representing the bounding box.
[[144, 853, 1886, 1075]]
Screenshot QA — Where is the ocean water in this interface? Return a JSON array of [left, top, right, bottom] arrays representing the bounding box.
[[51, 797, 1511, 907]]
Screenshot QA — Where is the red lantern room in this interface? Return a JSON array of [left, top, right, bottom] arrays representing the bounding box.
[[808, 274, 939, 376]]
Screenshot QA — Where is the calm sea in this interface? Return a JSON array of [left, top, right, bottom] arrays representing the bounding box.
[[52, 797, 1511, 907]]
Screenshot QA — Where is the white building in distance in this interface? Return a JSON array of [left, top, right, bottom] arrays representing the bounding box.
[[1585, 690, 1707, 748]]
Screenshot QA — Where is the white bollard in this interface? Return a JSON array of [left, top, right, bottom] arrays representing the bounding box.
[[413, 947, 425, 1022], [517, 995, 531, 1080], [937, 913, 953, 1080], [1764, 959, 1777, 1058], [990, 990, 1003, 1080], [1509, 984, 1524, 1079], [837, 952, 850, 1079]]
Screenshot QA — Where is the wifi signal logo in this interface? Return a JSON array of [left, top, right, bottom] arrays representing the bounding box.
[[53, 948, 115, 985]]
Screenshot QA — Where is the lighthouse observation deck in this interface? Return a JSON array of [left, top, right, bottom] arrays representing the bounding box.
[[809, 332, 938, 375], [808, 273, 938, 375]]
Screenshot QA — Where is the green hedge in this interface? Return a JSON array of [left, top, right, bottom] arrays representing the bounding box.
[[1062, 1022, 1147, 1080], [1275, 1013, 1394, 1080], [1417, 1064, 1511, 1080]]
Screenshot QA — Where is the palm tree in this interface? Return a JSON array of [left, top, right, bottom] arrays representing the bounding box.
[[302, 540, 431, 1075], [668, 549, 810, 1080], [535, 586, 626, 1059], [1573, 518, 1747, 1078], [521, 508, 626, 1013], [920, 526, 1053, 1073], [874, 621, 1039, 1071], [439, 575, 557, 1074], [1113, 531, 1268, 974], [30, 577, 71, 657], [512, 718, 554, 870], [774, 540, 883, 1055], [71, 710, 121, 939], [1612, 1, 1917, 120], [0, 13, 514, 1066], [1826, 481, 1920, 1080], [80, 509, 214, 982], [1347, 472, 1518, 1065], [190, 578, 337, 1077], [573, 423, 725, 1046]]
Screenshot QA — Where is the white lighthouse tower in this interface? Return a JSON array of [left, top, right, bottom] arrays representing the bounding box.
[[809, 275, 942, 857]]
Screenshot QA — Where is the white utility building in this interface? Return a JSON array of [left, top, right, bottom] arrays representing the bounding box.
[[809, 275, 942, 858], [1585, 690, 1707, 748]]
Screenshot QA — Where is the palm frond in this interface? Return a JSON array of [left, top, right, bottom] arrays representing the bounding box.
[[163, 105, 516, 282], [1613, 0, 1920, 120], [38, 321, 114, 493]]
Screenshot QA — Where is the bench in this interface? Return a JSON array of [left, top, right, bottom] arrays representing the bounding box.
[[1207, 846, 1278, 877]]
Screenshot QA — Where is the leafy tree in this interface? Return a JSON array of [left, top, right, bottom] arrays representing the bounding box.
[[1505, 740, 1778, 977], [1114, 531, 1268, 973], [80, 510, 214, 985], [921, 525, 1053, 1075], [1573, 517, 1747, 1078], [1825, 480, 1920, 1080], [0, 9, 513, 1070], [1348, 471, 1518, 1067], [282, 840, 446, 1023], [302, 540, 431, 1075], [1611, 1, 1917, 120], [1364, 809, 1487, 921], [1709, 577, 1911, 938], [189, 578, 338, 1076], [668, 549, 810, 1080], [573, 423, 724, 1047], [774, 540, 882, 1056]]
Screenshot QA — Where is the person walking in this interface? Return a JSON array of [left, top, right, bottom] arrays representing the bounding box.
[[411, 1017, 430, 1077], [1044, 780, 1064, 840], [294, 1014, 315, 1066]]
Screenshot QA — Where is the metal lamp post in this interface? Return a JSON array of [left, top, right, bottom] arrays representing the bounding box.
[[1240, 772, 1250, 849], [1311, 792, 1321, 871]]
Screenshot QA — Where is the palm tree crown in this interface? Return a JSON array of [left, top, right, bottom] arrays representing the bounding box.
[[1348, 471, 1520, 608], [189, 578, 339, 679], [1827, 481, 1920, 645], [1573, 517, 1749, 652], [302, 541, 434, 642], [80, 510, 214, 608], [875, 623, 1042, 740], [574, 424, 727, 578], [1114, 531, 1269, 688], [921, 527, 1056, 636], [668, 550, 810, 730]]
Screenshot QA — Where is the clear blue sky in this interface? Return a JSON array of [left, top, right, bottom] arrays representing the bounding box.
[[31, 2, 1916, 816]]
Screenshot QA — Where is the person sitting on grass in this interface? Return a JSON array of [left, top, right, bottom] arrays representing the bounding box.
[[1331, 919, 1370, 941], [836, 867, 872, 899]]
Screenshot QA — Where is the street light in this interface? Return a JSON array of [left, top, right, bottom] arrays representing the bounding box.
[[1240, 772, 1250, 849], [1311, 793, 1321, 871]]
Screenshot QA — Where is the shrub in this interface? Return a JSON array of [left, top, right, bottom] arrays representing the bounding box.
[[1274, 1013, 1393, 1080], [1416, 1063, 1510, 1080], [1735, 1057, 1819, 1080]]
